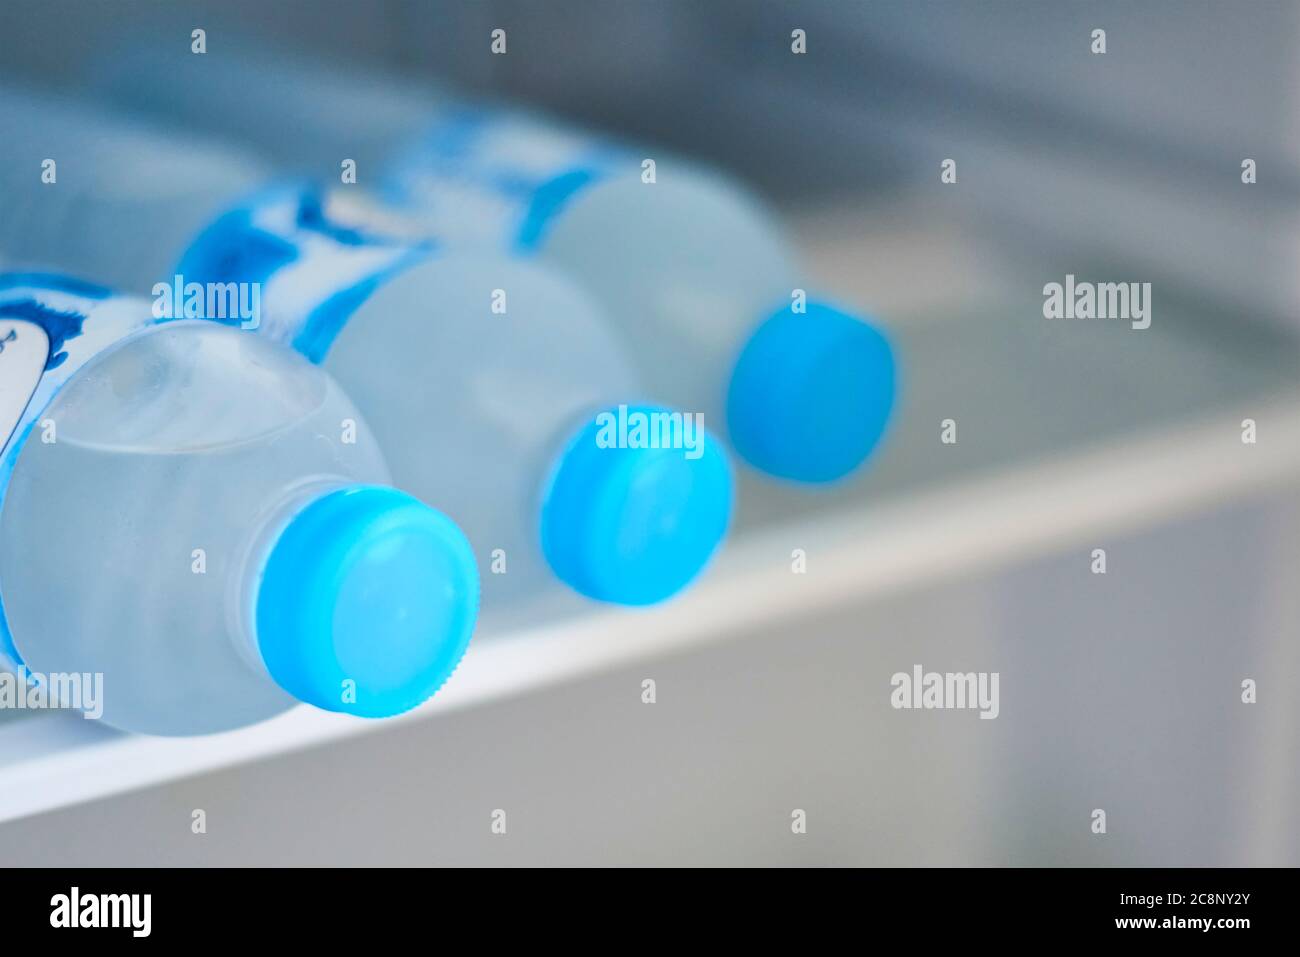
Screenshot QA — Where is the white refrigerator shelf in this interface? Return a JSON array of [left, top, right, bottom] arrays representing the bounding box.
[[2, 389, 1297, 826]]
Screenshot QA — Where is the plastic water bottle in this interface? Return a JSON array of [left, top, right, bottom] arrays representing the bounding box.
[[0, 86, 270, 294], [89, 42, 438, 187], [176, 187, 734, 608], [0, 275, 479, 735], [92, 51, 897, 483]]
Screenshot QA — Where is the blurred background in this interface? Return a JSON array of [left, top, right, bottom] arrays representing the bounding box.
[[0, 0, 1297, 865]]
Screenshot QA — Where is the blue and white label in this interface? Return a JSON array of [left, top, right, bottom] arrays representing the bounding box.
[[176, 184, 430, 363], [0, 320, 49, 454], [381, 108, 630, 252], [0, 274, 157, 667]]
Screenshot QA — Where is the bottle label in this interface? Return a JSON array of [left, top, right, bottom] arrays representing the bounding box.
[[175, 184, 430, 363], [381, 107, 630, 252], [0, 274, 157, 667]]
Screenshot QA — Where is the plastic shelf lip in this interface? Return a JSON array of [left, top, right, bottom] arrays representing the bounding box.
[[0, 390, 1298, 825]]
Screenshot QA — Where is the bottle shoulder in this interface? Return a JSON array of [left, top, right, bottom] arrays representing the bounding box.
[[47, 321, 334, 453]]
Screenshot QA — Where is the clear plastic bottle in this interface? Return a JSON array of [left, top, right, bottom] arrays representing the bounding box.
[[91, 50, 897, 483], [0, 276, 479, 735], [0, 86, 270, 294], [89, 41, 437, 186], [177, 188, 734, 609]]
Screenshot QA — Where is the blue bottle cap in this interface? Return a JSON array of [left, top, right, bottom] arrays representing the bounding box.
[[726, 300, 896, 483], [540, 405, 733, 605], [256, 485, 479, 718]]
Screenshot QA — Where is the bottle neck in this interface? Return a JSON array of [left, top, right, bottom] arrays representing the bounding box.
[[227, 478, 353, 680]]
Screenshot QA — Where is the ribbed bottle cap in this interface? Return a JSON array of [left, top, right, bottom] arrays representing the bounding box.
[[256, 485, 479, 717], [727, 301, 896, 483], [540, 405, 733, 605]]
